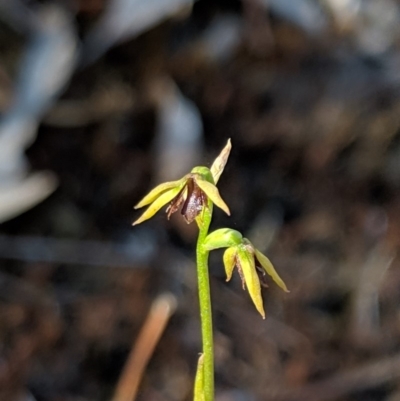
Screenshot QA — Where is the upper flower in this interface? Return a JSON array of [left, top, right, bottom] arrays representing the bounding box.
[[133, 140, 232, 226], [203, 228, 289, 318]]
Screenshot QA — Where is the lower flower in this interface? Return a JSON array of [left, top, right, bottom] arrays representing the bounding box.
[[204, 228, 289, 318]]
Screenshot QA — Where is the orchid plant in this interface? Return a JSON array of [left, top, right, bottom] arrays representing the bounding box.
[[133, 140, 288, 401]]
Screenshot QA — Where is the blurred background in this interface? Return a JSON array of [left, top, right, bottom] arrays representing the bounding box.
[[1, 0, 400, 400]]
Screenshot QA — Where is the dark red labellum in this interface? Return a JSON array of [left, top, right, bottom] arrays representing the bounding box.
[[165, 176, 208, 224], [181, 178, 207, 223]]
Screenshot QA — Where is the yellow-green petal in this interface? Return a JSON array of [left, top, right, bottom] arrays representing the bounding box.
[[223, 247, 237, 281], [132, 186, 183, 225], [210, 139, 232, 184], [134, 178, 185, 209], [254, 248, 289, 293], [195, 178, 230, 216], [237, 246, 265, 319]]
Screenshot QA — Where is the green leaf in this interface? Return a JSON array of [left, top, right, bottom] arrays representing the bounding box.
[[195, 178, 230, 216], [132, 185, 183, 226], [203, 228, 242, 250], [254, 248, 289, 293], [237, 246, 265, 319], [223, 247, 237, 281]]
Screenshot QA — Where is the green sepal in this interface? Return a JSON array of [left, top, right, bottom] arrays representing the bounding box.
[[203, 228, 243, 250]]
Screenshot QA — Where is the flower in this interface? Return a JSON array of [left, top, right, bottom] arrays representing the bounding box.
[[132, 140, 232, 226], [203, 228, 289, 318]]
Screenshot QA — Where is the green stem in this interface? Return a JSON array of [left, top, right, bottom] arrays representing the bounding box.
[[196, 204, 214, 401]]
